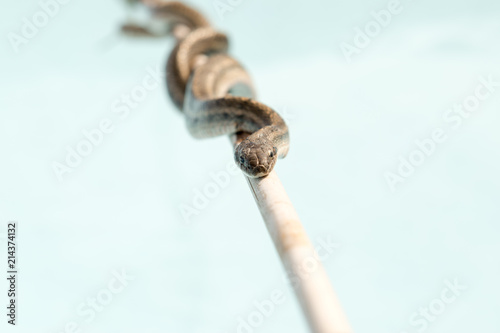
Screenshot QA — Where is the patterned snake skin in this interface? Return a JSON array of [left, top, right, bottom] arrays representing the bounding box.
[[123, 0, 289, 177]]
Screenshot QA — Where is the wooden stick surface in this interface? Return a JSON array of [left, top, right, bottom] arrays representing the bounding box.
[[232, 134, 352, 333]]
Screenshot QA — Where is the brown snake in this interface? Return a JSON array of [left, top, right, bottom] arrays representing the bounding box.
[[122, 0, 289, 177]]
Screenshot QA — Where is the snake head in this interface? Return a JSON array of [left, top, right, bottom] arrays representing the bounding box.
[[234, 138, 278, 178]]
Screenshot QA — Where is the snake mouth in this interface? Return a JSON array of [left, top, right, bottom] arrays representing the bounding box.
[[234, 139, 278, 178]]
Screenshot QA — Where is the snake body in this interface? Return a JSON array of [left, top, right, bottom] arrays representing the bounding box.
[[127, 1, 289, 177]]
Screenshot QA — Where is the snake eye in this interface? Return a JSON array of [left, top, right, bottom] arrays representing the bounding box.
[[239, 156, 245, 164], [269, 147, 277, 158]]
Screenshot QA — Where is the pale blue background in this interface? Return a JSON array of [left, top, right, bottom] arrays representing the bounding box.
[[1, 0, 499, 332]]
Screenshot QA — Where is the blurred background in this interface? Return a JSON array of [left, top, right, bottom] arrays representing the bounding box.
[[1, 0, 499, 332]]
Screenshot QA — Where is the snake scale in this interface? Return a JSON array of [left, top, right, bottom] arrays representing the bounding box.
[[123, 0, 289, 177]]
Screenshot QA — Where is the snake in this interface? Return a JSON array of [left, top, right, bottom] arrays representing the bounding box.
[[124, 0, 289, 178]]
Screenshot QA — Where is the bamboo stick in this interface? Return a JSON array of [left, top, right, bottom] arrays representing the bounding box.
[[231, 134, 352, 333]]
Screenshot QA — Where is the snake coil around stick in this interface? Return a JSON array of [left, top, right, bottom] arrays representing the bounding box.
[[122, 2, 352, 333], [125, 0, 290, 178]]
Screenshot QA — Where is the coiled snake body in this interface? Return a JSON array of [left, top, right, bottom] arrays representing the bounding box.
[[125, 1, 289, 177]]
